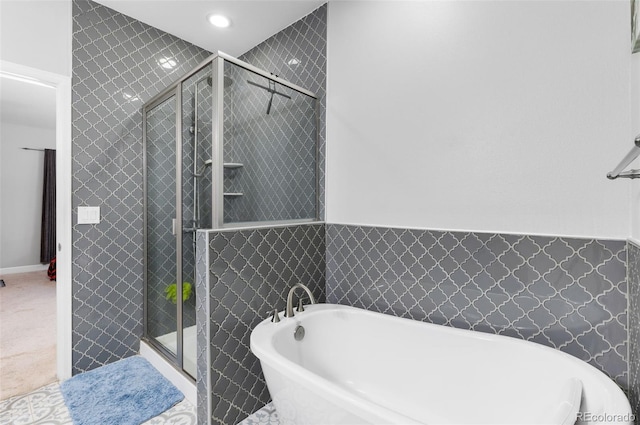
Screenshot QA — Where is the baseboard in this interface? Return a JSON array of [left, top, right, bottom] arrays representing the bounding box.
[[0, 264, 49, 275]]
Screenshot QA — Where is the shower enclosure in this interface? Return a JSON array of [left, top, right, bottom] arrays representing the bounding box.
[[142, 52, 318, 378]]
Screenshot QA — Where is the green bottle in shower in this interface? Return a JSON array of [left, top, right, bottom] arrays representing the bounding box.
[[165, 282, 192, 303]]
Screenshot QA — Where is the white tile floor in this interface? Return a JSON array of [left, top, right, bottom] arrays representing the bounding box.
[[0, 380, 284, 425], [0, 382, 196, 425], [238, 403, 279, 425]]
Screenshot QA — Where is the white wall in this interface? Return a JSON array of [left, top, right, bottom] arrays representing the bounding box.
[[326, 1, 632, 239], [0, 0, 72, 77], [0, 0, 69, 268], [0, 121, 56, 268], [630, 52, 640, 242]]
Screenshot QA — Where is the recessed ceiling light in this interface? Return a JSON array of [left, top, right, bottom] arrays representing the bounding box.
[[287, 58, 301, 66], [158, 57, 177, 70], [208, 14, 231, 28]]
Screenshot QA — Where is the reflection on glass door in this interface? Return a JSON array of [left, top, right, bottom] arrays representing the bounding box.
[[145, 94, 178, 357]]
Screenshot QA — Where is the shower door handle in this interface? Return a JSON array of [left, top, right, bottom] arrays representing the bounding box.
[[171, 218, 177, 236]]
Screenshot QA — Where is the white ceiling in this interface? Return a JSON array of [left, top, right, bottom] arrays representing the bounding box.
[[0, 1, 324, 133], [0, 77, 56, 129], [94, 0, 326, 57]]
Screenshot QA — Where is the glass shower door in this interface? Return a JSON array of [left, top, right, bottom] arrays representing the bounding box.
[[141, 52, 319, 381], [144, 93, 179, 358], [180, 64, 212, 378]]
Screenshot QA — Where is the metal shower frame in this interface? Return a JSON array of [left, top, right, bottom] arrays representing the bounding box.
[[141, 51, 320, 380]]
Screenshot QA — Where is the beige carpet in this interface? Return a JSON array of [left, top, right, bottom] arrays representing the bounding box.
[[0, 270, 57, 400]]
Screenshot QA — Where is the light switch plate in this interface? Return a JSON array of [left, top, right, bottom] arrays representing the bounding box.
[[78, 206, 100, 224]]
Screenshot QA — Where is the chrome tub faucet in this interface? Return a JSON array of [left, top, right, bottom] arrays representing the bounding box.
[[285, 283, 316, 318]]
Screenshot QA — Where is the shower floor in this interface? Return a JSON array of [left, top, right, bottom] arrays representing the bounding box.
[[155, 325, 197, 377]]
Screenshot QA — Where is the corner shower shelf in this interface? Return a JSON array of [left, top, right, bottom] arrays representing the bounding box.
[[223, 163, 244, 169], [224, 192, 244, 197]]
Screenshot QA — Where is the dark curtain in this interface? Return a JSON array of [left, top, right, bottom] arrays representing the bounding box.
[[40, 149, 56, 263]]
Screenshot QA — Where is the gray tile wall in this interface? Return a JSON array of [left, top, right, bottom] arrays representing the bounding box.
[[195, 230, 210, 424], [326, 224, 629, 389], [201, 223, 326, 425], [71, 0, 210, 373], [628, 240, 640, 417], [238, 4, 326, 220], [193, 8, 328, 424]]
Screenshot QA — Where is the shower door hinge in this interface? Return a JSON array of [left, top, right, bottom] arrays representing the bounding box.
[[172, 218, 177, 236]]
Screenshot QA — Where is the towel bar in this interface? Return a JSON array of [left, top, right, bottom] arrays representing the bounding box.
[[607, 135, 640, 180]]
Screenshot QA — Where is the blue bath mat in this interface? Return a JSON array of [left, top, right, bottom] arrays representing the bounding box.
[[60, 356, 184, 425]]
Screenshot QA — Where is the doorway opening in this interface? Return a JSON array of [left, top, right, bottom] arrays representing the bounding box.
[[0, 61, 72, 398]]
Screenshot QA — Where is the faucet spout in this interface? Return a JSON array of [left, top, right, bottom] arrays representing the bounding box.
[[285, 283, 316, 318]]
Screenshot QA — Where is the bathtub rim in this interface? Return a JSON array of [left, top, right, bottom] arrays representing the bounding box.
[[250, 303, 632, 424], [252, 306, 421, 423]]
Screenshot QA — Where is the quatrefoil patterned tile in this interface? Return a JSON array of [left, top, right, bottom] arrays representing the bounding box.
[[627, 241, 640, 417], [203, 224, 325, 425], [238, 5, 326, 221], [327, 224, 628, 388], [71, 0, 211, 373]]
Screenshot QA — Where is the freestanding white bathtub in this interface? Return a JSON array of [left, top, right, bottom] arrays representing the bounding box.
[[250, 304, 632, 425]]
